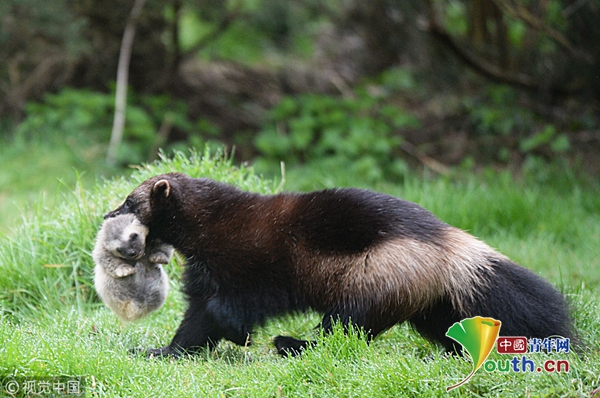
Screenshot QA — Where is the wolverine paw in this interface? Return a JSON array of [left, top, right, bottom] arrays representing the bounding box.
[[273, 336, 313, 357]]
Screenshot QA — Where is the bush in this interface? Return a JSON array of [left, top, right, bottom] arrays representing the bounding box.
[[254, 89, 419, 189], [12, 87, 216, 166], [463, 85, 573, 164]]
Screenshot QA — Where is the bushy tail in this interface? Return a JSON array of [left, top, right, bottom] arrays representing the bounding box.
[[472, 258, 574, 341], [409, 258, 575, 352]]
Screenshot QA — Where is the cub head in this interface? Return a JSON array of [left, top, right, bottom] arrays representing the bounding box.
[[104, 173, 185, 225], [101, 214, 148, 260]]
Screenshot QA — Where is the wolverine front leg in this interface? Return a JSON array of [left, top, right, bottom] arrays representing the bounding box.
[[274, 309, 341, 357], [143, 296, 250, 358], [142, 299, 217, 358]]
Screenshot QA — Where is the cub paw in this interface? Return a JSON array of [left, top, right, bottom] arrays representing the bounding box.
[[114, 265, 136, 277], [148, 252, 170, 264]]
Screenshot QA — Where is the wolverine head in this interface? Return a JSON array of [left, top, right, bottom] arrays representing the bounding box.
[[104, 173, 186, 224], [103, 173, 198, 249]]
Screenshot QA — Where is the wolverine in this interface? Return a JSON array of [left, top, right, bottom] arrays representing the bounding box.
[[105, 172, 573, 357]]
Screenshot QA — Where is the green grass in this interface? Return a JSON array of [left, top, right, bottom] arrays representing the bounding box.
[[0, 129, 115, 231], [0, 149, 599, 397], [1, 290, 598, 397]]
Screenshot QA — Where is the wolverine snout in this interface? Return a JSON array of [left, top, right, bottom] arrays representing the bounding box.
[[104, 208, 121, 219]]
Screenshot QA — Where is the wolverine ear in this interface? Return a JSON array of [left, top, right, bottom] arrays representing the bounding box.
[[152, 179, 171, 198]]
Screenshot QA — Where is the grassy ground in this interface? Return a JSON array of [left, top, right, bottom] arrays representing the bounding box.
[[0, 149, 599, 397], [0, 131, 115, 232]]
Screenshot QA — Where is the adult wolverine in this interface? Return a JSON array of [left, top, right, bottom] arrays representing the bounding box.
[[106, 173, 574, 357]]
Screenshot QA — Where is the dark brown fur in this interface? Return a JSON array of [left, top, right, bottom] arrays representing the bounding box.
[[106, 172, 574, 357]]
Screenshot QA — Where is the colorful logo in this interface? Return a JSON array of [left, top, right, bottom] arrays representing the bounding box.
[[496, 336, 528, 354], [445, 316, 502, 391], [445, 318, 571, 391]]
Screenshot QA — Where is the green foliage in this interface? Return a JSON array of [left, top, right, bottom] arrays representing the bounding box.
[[0, 89, 116, 228], [465, 86, 534, 138], [0, 0, 91, 119], [15, 88, 113, 145], [179, 0, 330, 63], [0, 87, 222, 228], [178, 7, 215, 52], [519, 125, 570, 153], [444, 0, 468, 36], [248, 0, 323, 53], [254, 90, 419, 188], [12, 87, 215, 166], [377, 67, 418, 92], [181, 9, 268, 64], [464, 85, 579, 165], [508, 19, 527, 47], [0, 0, 88, 70]]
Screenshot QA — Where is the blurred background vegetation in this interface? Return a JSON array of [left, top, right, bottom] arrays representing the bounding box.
[[0, 5, 599, 395], [1, 0, 599, 228]]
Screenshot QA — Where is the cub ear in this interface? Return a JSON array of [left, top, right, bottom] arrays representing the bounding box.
[[152, 179, 171, 199]]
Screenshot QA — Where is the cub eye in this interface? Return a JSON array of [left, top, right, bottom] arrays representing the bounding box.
[[129, 233, 138, 240]]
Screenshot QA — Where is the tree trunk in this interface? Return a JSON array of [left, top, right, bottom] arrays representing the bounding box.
[[107, 0, 148, 165]]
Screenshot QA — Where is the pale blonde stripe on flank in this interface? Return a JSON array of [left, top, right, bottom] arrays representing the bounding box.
[[340, 227, 502, 317]]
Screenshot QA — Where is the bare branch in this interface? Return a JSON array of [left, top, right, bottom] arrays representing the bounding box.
[[490, 0, 593, 63], [426, 18, 538, 90], [423, 0, 582, 95], [400, 140, 451, 175]]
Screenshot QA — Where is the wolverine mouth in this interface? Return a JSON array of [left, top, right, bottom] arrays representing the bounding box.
[[104, 209, 120, 219]]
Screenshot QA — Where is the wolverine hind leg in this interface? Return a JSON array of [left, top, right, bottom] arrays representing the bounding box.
[[274, 306, 379, 357]]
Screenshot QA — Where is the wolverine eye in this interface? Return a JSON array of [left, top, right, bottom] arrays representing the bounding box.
[[124, 198, 135, 211]]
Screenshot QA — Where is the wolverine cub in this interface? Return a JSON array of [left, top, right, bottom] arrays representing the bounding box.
[[93, 213, 173, 322]]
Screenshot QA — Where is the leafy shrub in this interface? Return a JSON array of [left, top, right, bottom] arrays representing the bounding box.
[[465, 85, 535, 138], [254, 90, 419, 188], [519, 125, 569, 154], [13, 87, 216, 166], [464, 85, 573, 164]]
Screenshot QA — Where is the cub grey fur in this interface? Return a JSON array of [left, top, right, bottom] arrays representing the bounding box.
[[93, 213, 172, 322]]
